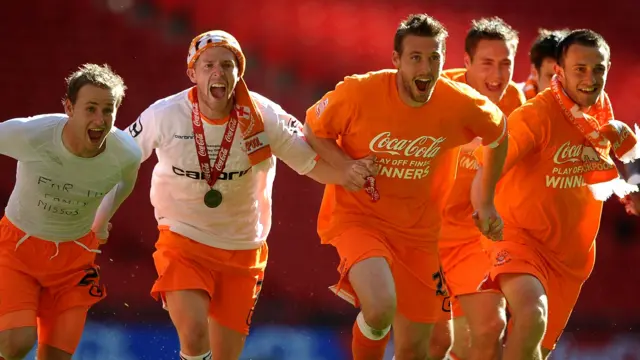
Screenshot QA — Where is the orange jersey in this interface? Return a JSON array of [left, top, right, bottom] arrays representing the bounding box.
[[440, 68, 526, 243], [305, 70, 506, 244], [479, 88, 605, 279]]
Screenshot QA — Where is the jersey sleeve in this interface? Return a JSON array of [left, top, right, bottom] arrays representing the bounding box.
[[262, 101, 318, 175], [475, 103, 547, 174], [304, 77, 357, 139], [125, 108, 161, 163], [464, 96, 508, 149], [0, 118, 36, 161]]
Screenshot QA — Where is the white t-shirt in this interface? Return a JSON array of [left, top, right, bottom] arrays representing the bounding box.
[[0, 114, 142, 242], [128, 89, 317, 250]]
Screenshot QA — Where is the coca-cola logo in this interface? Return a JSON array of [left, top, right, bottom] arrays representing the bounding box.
[[215, 148, 229, 171], [195, 133, 207, 157], [201, 163, 211, 181], [553, 141, 604, 165], [225, 118, 238, 142], [193, 105, 202, 127], [368, 132, 445, 158]]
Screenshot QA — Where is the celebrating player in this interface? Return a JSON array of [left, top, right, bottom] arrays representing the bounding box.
[[127, 30, 377, 360], [0, 64, 141, 360]]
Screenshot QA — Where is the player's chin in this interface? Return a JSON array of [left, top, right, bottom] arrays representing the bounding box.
[[412, 89, 432, 103]]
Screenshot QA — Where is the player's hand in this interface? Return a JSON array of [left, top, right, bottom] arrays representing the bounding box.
[[472, 205, 503, 241], [620, 192, 640, 216], [98, 223, 112, 245], [341, 154, 378, 192]]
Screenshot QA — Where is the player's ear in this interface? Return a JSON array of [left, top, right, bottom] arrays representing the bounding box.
[[530, 63, 538, 78], [392, 51, 401, 68], [463, 52, 471, 69], [186, 68, 197, 84], [64, 98, 74, 117], [553, 63, 564, 81]]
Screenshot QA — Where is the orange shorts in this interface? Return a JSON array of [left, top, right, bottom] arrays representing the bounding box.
[[439, 237, 494, 318], [0, 216, 105, 354], [151, 228, 268, 335], [329, 226, 448, 323], [481, 240, 583, 350]]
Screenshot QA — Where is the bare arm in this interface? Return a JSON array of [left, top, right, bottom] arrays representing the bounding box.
[[302, 123, 376, 189], [302, 122, 353, 166], [471, 139, 508, 209]]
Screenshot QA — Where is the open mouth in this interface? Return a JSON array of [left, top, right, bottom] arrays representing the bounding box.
[[87, 128, 105, 144], [210, 83, 227, 99], [578, 85, 598, 95], [485, 81, 503, 92], [414, 78, 432, 92]]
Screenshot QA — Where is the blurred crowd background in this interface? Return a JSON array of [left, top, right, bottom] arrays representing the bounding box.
[[1, 0, 639, 358]]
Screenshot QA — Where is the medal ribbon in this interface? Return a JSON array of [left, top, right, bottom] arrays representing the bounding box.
[[191, 89, 239, 191]]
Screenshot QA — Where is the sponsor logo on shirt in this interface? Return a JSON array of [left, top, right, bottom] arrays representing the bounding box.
[[172, 165, 250, 181], [544, 141, 614, 189], [367, 131, 446, 180]]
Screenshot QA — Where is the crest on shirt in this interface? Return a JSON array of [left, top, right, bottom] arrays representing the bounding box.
[[494, 249, 511, 266], [315, 98, 329, 118]]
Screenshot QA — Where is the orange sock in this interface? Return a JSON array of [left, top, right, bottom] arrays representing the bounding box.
[[352, 318, 390, 360]]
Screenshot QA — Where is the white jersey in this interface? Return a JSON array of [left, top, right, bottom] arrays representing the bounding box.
[[0, 114, 142, 242], [128, 89, 317, 250]]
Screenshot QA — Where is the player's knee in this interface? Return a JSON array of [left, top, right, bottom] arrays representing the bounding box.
[[175, 317, 209, 351], [0, 327, 37, 360], [470, 314, 506, 345], [361, 297, 396, 330]]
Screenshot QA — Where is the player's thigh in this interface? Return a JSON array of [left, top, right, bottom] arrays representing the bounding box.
[[331, 227, 396, 319], [37, 306, 89, 358], [348, 257, 396, 315], [498, 273, 548, 324], [484, 241, 549, 323], [541, 276, 583, 352], [0, 314, 37, 360], [166, 289, 211, 341]]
